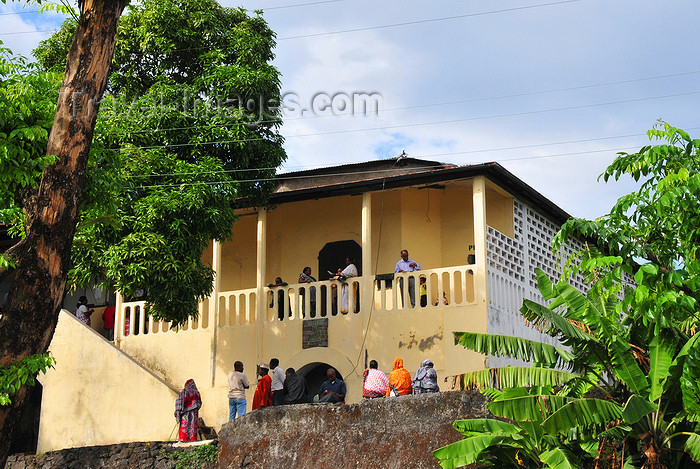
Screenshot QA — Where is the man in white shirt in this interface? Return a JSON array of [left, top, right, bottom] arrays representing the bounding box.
[[270, 357, 286, 406], [395, 249, 421, 307], [227, 360, 249, 421]]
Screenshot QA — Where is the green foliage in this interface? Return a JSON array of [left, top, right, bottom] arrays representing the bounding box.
[[0, 42, 60, 235], [0, 353, 55, 406], [9, 0, 287, 326], [166, 443, 217, 469], [34, 0, 286, 201], [74, 148, 237, 325], [437, 125, 700, 469]]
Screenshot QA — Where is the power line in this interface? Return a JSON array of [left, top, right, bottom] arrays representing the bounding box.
[[0, 0, 582, 38], [0, 9, 40, 16], [120, 121, 700, 186], [108, 90, 700, 151], [278, 0, 583, 40], [261, 0, 345, 10], [116, 70, 700, 137]]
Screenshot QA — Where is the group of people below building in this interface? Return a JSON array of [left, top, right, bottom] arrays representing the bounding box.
[[174, 357, 439, 442], [225, 356, 439, 420], [228, 357, 347, 419], [362, 357, 439, 398]]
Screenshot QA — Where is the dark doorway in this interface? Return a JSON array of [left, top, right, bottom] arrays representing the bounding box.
[[298, 362, 344, 399], [318, 240, 362, 280], [10, 382, 42, 454], [318, 240, 362, 315]]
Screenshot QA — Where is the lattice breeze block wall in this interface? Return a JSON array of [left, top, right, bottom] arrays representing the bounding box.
[[487, 199, 587, 309]]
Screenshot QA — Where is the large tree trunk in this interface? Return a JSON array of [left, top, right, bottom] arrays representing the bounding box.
[[0, 1, 126, 465]]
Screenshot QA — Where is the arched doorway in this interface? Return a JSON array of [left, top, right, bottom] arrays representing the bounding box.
[[297, 362, 344, 398], [318, 240, 362, 280], [318, 240, 362, 315]]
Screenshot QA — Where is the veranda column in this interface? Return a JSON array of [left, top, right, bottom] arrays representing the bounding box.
[[114, 291, 123, 349], [255, 209, 267, 365], [208, 240, 222, 387], [360, 192, 372, 363], [472, 176, 489, 306]]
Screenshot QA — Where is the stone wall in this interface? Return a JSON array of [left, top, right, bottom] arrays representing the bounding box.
[[218, 390, 487, 469], [5, 441, 217, 469], [6, 391, 487, 468]]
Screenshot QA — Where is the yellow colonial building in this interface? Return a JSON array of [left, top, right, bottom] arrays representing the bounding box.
[[37, 158, 584, 452]]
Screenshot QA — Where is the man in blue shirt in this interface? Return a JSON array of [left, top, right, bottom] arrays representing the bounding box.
[[318, 368, 346, 403], [395, 249, 421, 307]]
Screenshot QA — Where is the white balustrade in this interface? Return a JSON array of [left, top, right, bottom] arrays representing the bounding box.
[[115, 264, 478, 339]]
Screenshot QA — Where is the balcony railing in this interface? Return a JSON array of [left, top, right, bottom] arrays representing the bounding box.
[[115, 264, 476, 339]]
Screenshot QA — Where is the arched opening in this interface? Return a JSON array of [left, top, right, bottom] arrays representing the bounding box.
[[318, 240, 362, 315], [297, 362, 344, 398], [318, 240, 362, 280]]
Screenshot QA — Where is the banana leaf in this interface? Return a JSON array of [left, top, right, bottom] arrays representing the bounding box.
[[487, 394, 572, 422], [433, 434, 506, 469], [621, 394, 657, 424], [684, 432, 700, 463], [610, 339, 649, 398], [648, 332, 676, 402], [539, 447, 578, 469], [454, 331, 574, 367], [457, 366, 578, 390], [452, 418, 521, 436], [542, 398, 623, 435]]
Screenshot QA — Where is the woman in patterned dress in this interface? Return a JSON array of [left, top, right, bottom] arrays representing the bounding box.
[[174, 379, 202, 442]]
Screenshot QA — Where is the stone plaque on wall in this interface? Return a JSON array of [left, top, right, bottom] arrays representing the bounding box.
[[302, 318, 328, 349]]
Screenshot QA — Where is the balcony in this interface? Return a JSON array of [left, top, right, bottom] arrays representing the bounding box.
[[115, 264, 477, 339]]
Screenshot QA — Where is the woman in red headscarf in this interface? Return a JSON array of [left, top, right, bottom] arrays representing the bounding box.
[[175, 379, 202, 442], [386, 358, 413, 396]]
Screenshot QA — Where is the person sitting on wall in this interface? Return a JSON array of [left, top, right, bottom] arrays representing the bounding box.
[[252, 362, 273, 410], [412, 359, 440, 394], [298, 266, 317, 318], [362, 360, 389, 399], [267, 277, 289, 320], [386, 357, 413, 397], [395, 249, 421, 308], [270, 358, 286, 406], [318, 367, 346, 403], [283, 368, 309, 405]]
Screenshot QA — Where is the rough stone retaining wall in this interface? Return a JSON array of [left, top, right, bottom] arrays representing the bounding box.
[[5, 441, 217, 469], [5, 390, 486, 468], [218, 390, 487, 469]]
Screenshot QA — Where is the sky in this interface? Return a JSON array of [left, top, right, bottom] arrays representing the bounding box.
[[2, 0, 700, 220]]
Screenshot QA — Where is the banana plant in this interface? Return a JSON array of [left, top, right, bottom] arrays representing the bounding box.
[[435, 268, 700, 469]]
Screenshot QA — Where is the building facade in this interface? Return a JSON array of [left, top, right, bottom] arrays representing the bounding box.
[[37, 159, 581, 452]]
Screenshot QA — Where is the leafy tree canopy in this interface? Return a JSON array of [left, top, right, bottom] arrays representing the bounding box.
[[0, 45, 60, 246], [436, 124, 700, 469], [2, 0, 286, 326]]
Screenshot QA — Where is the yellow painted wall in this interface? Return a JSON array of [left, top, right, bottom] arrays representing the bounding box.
[[219, 213, 258, 291], [264, 195, 363, 283], [440, 185, 475, 266], [38, 311, 179, 453], [40, 179, 501, 448], [485, 186, 514, 237]]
